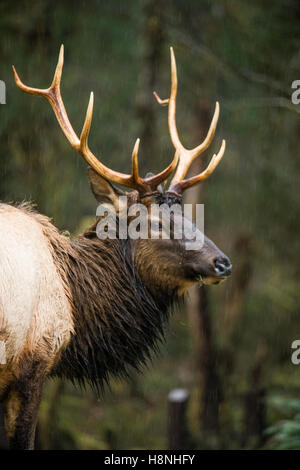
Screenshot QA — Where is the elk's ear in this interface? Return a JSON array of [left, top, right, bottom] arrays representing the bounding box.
[[88, 168, 123, 210]]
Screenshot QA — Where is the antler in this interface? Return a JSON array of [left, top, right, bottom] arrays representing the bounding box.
[[13, 45, 178, 194], [154, 47, 226, 195]]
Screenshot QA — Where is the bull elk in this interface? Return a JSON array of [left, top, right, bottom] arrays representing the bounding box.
[[0, 46, 232, 449]]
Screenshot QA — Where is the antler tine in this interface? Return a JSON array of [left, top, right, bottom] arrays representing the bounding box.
[[131, 138, 152, 191], [154, 47, 225, 194], [51, 44, 64, 89], [172, 139, 226, 193], [131, 138, 140, 183], [13, 46, 178, 194], [13, 45, 79, 150], [153, 47, 183, 154], [79, 91, 144, 188]]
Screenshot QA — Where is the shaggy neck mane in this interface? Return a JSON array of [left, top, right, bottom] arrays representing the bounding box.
[[34, 215, 177, 391]]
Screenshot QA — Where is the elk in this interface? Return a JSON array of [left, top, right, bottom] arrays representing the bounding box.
[[0, 46, 232, 449]]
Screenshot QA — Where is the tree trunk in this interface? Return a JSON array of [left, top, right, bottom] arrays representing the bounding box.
[[243, 341, 267, 448], [136, 0, 165, 168]]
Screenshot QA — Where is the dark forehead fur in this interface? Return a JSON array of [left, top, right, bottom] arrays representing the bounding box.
[[140, 191, 182, 207], [17, 202, 178, 392]]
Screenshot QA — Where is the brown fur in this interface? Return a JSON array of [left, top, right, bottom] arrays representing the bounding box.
[[0, 187, 230, 448], [11, 203, 176, 391]]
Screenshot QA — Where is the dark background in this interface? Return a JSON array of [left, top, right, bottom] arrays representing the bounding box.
[[0, 0, 300, 450]]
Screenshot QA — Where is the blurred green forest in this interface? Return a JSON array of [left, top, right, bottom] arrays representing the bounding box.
[[1, 0, 300, 450]]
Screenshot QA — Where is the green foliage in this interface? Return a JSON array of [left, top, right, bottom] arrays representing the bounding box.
[[266, 397, 300, 450]]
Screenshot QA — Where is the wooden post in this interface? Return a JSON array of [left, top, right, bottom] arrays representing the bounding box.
[[168, 388, 189, 450]]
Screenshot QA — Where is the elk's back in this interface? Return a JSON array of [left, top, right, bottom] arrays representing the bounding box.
[[0, 203, 73, 367]]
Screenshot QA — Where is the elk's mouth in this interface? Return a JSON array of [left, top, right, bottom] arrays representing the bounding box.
[[197, 274, 228, 286]]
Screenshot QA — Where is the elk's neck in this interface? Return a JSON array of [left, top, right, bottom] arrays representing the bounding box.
[[52, 230, 176, 390]]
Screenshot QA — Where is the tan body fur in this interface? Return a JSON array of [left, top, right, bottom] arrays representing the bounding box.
[[0, 204, 73, 393]]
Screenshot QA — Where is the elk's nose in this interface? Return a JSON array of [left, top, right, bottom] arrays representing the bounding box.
[[213, 256, 232, 277]]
